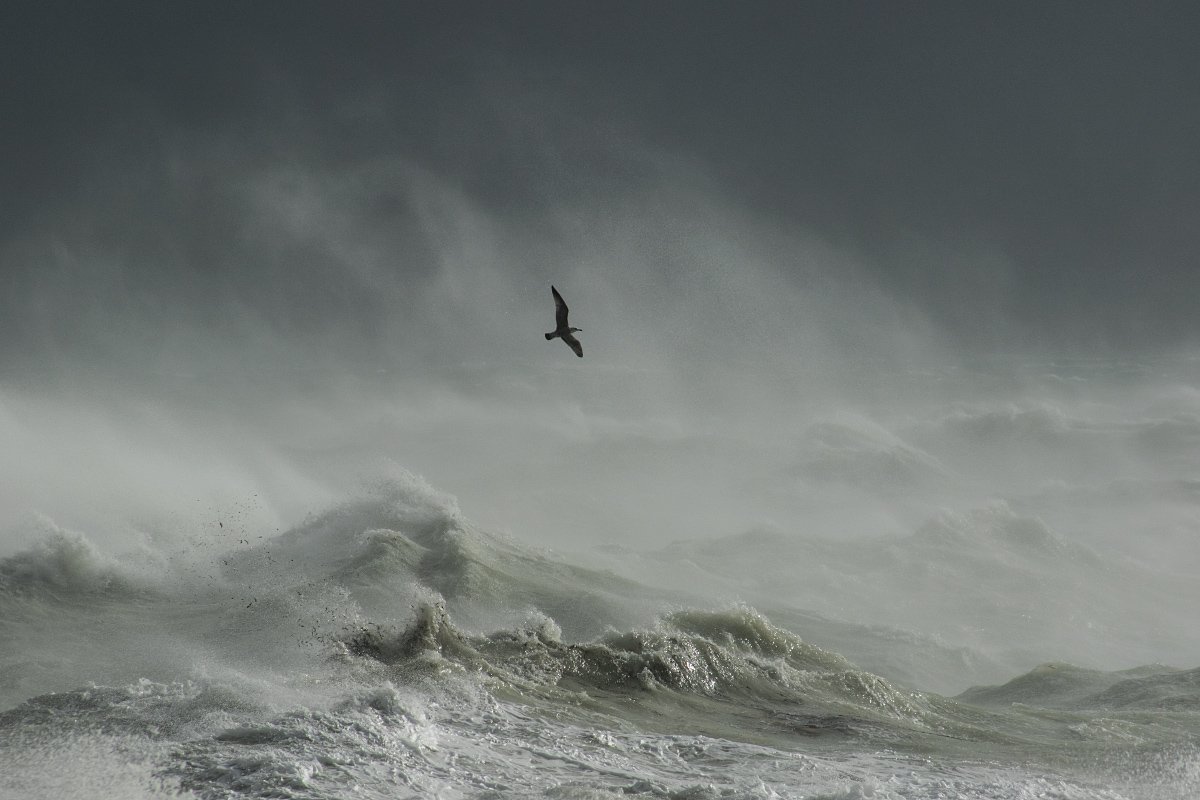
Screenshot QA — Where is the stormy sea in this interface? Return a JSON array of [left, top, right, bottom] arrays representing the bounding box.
[[2, 356, 1198, 800]]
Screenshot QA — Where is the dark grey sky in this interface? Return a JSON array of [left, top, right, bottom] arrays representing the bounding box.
[[3, 0, 1199, 366]]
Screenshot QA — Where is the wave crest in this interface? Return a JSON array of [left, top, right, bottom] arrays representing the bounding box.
[[342, 603, 926, 723], [0, 519, 145, 600]]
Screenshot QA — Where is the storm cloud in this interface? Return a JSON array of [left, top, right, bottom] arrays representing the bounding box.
[[3, 0, 1199, 371]]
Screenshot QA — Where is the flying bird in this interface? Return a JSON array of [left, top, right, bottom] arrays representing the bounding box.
[[545, 285, 583, 357]]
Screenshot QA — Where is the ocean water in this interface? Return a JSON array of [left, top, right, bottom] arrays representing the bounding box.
[[3, 360, 1200, 799]]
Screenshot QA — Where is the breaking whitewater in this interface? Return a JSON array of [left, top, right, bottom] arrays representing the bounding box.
[[4, 365, 1200, 799]]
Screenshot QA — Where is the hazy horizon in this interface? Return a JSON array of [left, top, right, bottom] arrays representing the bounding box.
[[4, 0, 1200, 626]]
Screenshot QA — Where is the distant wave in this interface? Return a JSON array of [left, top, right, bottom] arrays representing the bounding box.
[[794, 418, 951, 492], [0, 519, 150, 602], [915, 402, 1200, 466], [959, 662, 1200, 712], [927, 402, 1079, 441]]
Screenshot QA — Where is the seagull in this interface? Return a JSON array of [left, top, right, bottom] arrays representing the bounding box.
[[545, 285, 583, 357]]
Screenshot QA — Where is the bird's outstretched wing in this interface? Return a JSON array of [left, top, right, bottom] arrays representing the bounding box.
[[561, 331, 583, 357], [552, 285, 569, 329]]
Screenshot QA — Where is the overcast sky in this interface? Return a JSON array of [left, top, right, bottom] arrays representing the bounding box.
[[3, 0, 1199, 376]]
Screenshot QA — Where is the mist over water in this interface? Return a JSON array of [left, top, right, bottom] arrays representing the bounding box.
[[4, 6, 1200, 797]]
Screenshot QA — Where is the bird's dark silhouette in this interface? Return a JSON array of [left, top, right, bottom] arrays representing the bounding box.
[[545, 285, 583, 357]]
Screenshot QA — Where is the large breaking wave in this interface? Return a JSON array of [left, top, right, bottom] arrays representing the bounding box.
[[2, 473, 1199, 799]]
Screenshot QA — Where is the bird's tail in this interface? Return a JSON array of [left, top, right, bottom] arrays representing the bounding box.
[[544, 332, 555, 340]]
